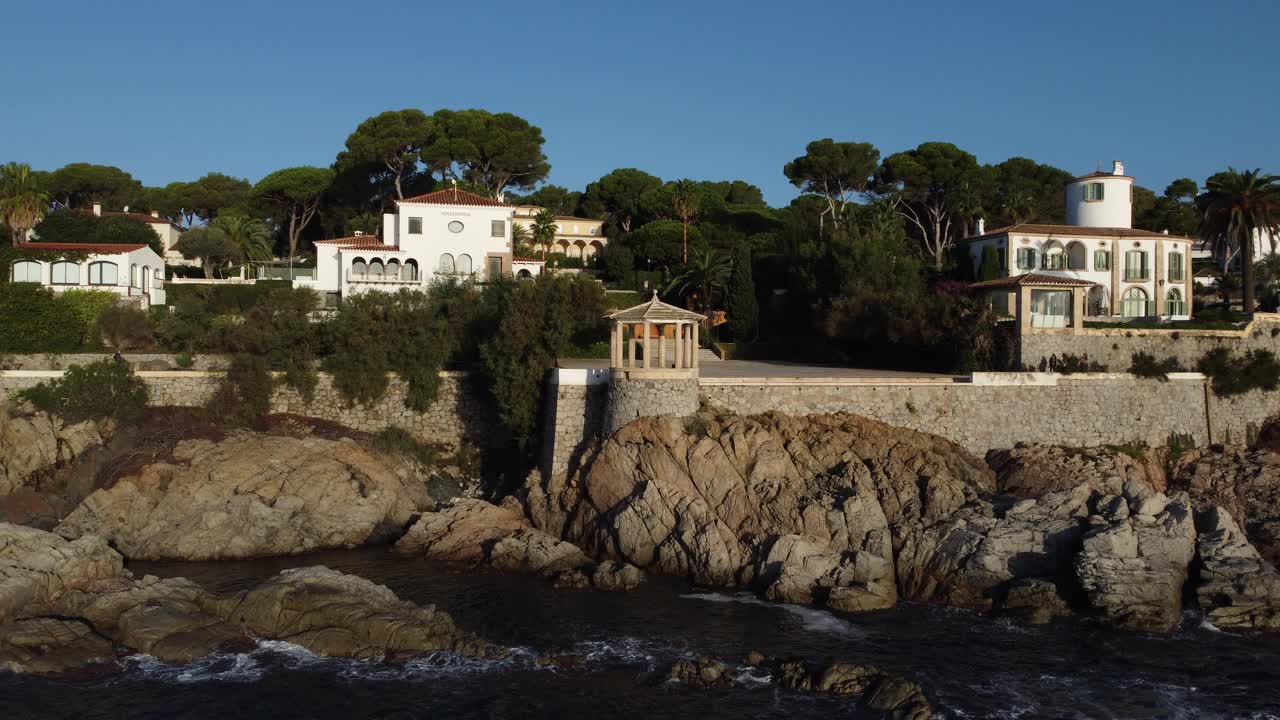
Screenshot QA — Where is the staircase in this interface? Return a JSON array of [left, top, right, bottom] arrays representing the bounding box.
[[698, 347, 722, 363]]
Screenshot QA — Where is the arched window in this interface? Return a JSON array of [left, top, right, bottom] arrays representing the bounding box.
[[438, 253, 455, 273], [402, 259, 418, 282], [457, 254, 472, 274], [50, 261, 79, 285], [130, 264, 139, 287], [1066, 242, 1087, 270], [1041, 241, 1065, 270], [1168, 252, 1185, 282], [385, 259, 400, 281], [154, 268, 162, 281], [1166, 288, 1186, 316], [88, 261, 118, 285], [1121, 287, 1149, 317], [368, 259, 385, 279], [350, 257, 367, 278], [142, 266, 150, 292], [11, 261, 41, 283]]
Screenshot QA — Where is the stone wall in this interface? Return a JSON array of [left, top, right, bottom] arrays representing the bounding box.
[[0, 370, 498, 451], [1, 353, 228, 371], [605, 375, 700, 436], [700, 373, 1280, 456], [541, 370, 610, 477], [1019, 314, 1280, 372]]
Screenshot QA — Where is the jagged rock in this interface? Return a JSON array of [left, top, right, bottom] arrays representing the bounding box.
[[1002, 578, 1072, 624], [1171, 447, 1280, 567], [666, 656, 732, 688], [590, 561, 644, 591], [1195, 507, 1280, 630], [1075, 482, 1196, 632], [743, 649, 766, 666], [0, 523, 124, 623], [524, 412, 991, 607], [756, 534, 896, 611], [55, 432, 432, 560], [0, 618, 116, 675], [988, 443, 1166, 498], [211, 566, 494, 659], [778, 659, 932, 719], [534, 652, 585, 668], [0, 401, 109, 497]]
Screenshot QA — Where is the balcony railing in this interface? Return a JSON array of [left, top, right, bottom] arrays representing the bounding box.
[[1124, 269, 1150, 281]]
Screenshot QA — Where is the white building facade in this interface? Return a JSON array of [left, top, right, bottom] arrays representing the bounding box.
[[306, 188, 544, 301], [511, 205, 607, 262], [967, 161, 1193, 321], [9, 242, 167, 306]]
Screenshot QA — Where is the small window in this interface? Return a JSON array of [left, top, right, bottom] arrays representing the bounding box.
[[350, 257, 367, 278], [457, 254, 473, 274], [1016, 247, 1037, 270], [1124, 250, 1149, 281], [1094, 250, 1111, 271], [448, 221, 464, 234], [438, 253, 455, 273], [88, 261, 118, 285], [11, 260, 41, 282], [1168, 252, 1185, 282], [491, 220, 505, 237], [1085, 182, 1105, 202], [51, 261, 79, 284], [1041, 252, 1065, 270], [130, 264, 139, 287], [154, 268, 162, 280], [408, 217, 423, 235]]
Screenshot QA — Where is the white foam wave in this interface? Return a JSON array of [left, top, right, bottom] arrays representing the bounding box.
[[568, 636, 662, 669], [124, 651, 265, 683], [680, 591, 865, 637]]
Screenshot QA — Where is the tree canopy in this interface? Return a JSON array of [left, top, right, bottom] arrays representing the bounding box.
[[44, 163, 141, 210], [877, 142, 983, 269], [581, 168, 664, 233], [175, 226, 238, 278], [31, 210, 163, 255], [423, 109, 550, 198], [784, 139, 880, 227], [252, 166, 334, 258], [336, 109, 435, 200]]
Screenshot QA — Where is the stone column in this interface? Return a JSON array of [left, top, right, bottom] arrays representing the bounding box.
[[1110, 238, 1120, 316], [692, 323, 700, 368], [658, 328, 666, 369], [674, 323, 683, 369], [628, 323, 636, 367], [1071, 287, 1084, 334], [1154, 243, 1165, 316], [642, 321, 651, 369]]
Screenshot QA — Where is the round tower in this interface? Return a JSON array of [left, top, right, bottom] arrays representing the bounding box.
[[1065, 160, 1133, 229]]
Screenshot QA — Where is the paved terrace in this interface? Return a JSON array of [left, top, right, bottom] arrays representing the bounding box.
[[557, 358, 961, 384]]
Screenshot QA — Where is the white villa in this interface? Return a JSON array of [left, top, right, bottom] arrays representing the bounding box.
[[87, 202, 186, 265], [305, 187, 548, 301], [967, 161, 1194, 323], [512, 205, 607, 262], [9, 241, 167, 306]]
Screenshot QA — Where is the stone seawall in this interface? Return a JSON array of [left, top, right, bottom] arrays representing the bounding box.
[[700, 373, 1279, 456], [542, 369, 610, 477], [0, 370, 497, 451], [1020, 314, 1280, 372]]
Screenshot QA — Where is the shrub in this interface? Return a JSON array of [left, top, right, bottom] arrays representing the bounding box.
[[59, 290, 123, 349], [1197, 348, 1280, 397], [206, 353, 273, 425], [0, 284, 83, 352], [220, 287, 321, 399], [96, 304, 156, 351], [1049, 353, 1107, 374], [163, 280, 293, 315], [18, 359, 149, 424], [546, 253, 584, 269], [370, 427, 445, 467], [1127, 351, 1180, 381], [174, 352, 196, 369]]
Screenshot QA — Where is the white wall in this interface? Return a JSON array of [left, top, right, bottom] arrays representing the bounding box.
[[1065, 176, 1133, 228], [394, 201, 512, 280], [9, 246, 166, 306]]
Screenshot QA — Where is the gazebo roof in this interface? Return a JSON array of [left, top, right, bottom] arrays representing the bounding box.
[[606, 291, 707, 322]]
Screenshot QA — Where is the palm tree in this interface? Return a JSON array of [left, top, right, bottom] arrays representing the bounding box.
[[0, 162, 49, 246], [211, 213, 273, 263], [1198, 168, 1280, 313], [1001, 188, 1035, 225], [531, 208, 558, 260], [671, 180, 701, 264], [511, 223, 533, 257], [1213, 272, 1242, 309], [665, 246, 730, 316], [1256, 251, 1280, 290]]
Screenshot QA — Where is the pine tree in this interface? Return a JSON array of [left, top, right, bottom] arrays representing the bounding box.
[[727, 242, 759, 342]]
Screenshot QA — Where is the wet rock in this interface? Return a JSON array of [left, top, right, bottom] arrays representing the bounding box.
[[0, 523, 124, 623], [1170, 447, 1280, 567], [742, 649, 765, 666], [535, 653, 585, 668], [1075, 484, 1196, 632], [756, 534, 896, 612], [666, 656, 732, 688], [778, 658, 932, 719], [0, 618, 116, 676], [1002, 578, 1072, 624], [55, 432, 431, 560], [548, 568, 591, 589], [1195, 507, 1280, 630], [590, 561, 644, 591], [211, 566, 494, 659]]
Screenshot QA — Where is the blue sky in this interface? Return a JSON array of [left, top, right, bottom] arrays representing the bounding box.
[[2, 0, 1275, 206]]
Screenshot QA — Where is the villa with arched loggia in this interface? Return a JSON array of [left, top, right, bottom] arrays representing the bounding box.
[[967, 161, 1194, 323], [512, 206, 607, 263], [304, 187, 552, 302], [7, 241, 167, 306]]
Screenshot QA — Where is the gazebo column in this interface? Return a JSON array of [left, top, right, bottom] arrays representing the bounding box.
[[658, 326, 666, 369], [628, 323, 637, 367], [692, 323, 699, 368], [674, 322, 684, 369], [642, 321, 652, 369], [611, 322, 623, 367]]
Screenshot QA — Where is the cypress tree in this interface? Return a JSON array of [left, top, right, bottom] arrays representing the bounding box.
[[727, 242, 759, 342], [979, 244, 1001, 281]]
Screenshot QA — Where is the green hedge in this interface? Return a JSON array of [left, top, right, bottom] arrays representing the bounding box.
[[0, 284, 118, 352], [164, 280, 293, 314]]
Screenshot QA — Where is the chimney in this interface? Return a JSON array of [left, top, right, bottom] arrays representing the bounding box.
[[1112, 160, 1125, 176], [976, 217, 985, 235], [92, 202, 102, 217], [122, 205, 130, 213], [150, 210, 159, 218], [353, 230, 364, 236]]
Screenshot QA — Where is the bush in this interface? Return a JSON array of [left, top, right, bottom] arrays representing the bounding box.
[[220, 287, 321, 399], [18, 359, 149, 424], [546, 253, 584, 269], [206, 353, 273, 425], [0, 284, 90, 352], [1127, 351, 1180, 381], [602, 244, 634, 283], [1197, 348, 1280, 397], [59, 290, 123, 349], [163, 280, 293, 315], [370, 427, 445, 467], [96, 304, 156, 351], [174, 352, 196, 369]]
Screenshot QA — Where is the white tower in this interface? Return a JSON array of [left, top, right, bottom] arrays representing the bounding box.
[[1064, 160, 1133, 229]]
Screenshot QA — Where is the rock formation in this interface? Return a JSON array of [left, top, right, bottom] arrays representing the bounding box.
[[395, 499, 643, 591], [0, 400, 109, 497], [988, 443, 1166, 497], [54, 432, 432, 560], [0, 524, 494, 674], [1171, 447, 1280, 566], [1194, 507, 1280, 630]]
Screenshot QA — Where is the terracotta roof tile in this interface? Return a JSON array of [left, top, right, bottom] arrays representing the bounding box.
[[397, 188, 508, 207], [966, 223, 1193, 243], [512, 257, 545, 263], [16, 242, 148, 253], [314, 235, 396, 250], [969, 272, 1098, 290]]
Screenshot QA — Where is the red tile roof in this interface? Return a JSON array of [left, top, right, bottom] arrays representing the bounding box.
[[966, 223, 1193, 242], [397, 188, 508, 207], [1069, 171, 1134, 183], [313, 235, 397, 250], [16, 242, 148, 253], [512, 257, 546, 263], [969, 272, 1098, 290]]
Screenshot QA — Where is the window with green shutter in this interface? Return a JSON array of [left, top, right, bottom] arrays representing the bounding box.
[[1094, 249, 1111, 270], [1085, 183, 1105, 201], [1016, 248, 1036, 270], [1169, 252, 1184, 281], [1124, 250, 1149, 280]]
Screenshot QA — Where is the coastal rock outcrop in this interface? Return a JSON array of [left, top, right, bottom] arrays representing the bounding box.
[[0, 401, 109, 497], [987, 443, 1166, 497], [394, 499, 643, 590], [1074, 481, 1196, 632], [0, 523, 123, 622], [1171, 447, 1280, 566], [0, 618, 117, 675], [1194, 507, 1280, 630], [54, 432, 432, 560]]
